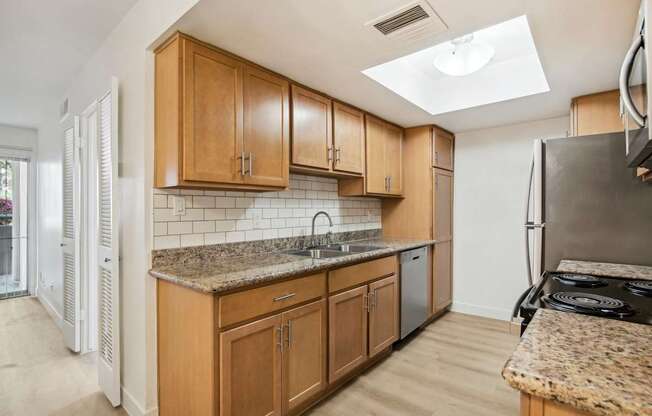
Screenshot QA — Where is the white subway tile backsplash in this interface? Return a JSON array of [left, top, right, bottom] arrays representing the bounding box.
[[152, 174, 382, 249]]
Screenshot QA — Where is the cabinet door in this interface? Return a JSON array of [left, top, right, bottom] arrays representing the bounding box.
[[183, 40, 243, 183], [433, 169, 453, 241], [220, 314, 282, 416], [243, 65, 289, 187], [291, 85, 332, 170], [433, 240, 452, 313], [333, 102, 364, 175], [282, 300, 327, 414], [328, 286, 368, 383], [385, 123, 403, 195], [433, 128, 454, 171], [368, 275, 399, 358], [365, 115, 387, 194]]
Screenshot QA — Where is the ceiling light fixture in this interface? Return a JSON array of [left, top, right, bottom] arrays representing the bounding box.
[[433, 34, 495, 77]]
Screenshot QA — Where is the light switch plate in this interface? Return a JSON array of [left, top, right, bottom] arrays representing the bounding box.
[[171, 195, 186, 216]]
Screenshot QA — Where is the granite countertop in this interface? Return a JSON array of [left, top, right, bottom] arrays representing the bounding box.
[[557, 259, 652, 281], [149, 238, 434, 293], [502, 309, 652, 416]]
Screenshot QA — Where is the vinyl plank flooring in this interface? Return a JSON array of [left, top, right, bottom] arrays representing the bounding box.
[[309, 312, 520, 416], [0, 296, 126, 416]]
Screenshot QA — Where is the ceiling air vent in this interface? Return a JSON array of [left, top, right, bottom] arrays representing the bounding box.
[[373, 5, 429, 35], [365, 1, 447, 41]]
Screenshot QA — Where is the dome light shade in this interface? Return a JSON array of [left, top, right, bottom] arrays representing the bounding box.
[[433, 35, 495, 77]]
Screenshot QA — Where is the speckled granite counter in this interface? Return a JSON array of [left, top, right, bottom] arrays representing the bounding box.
[[149, 238, 434, 293], [558, 259, 652, 281], [502, 309, 652, 416]]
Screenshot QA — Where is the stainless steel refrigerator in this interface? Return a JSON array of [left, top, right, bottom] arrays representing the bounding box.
[[524, 131, 652, 286]]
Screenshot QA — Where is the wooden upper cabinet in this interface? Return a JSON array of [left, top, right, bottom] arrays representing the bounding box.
[[385, 123, 403, 195], [219, 314, 283, 416], [433, 169, 453, 241], [182, 39, 243, 184], [368, 275, 399, 358], [433, 240, 452, 313], [569, 87, 645, 137], [332, 102, 365, 175], [365, 115, 388, 194], [291, 85, 332, 170], [282, 300, 326, 414], [243, 66, 290, 187], [328, 285, 368, 383], [154, 34, 289, 190], [433, 127, 454, 171]]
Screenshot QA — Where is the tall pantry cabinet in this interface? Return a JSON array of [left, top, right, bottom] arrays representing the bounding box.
[[382, 126, 454, 315]]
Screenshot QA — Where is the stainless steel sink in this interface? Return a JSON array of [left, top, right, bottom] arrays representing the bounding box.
[[287, 249, 348, 259], [313, 244, 381, 253]]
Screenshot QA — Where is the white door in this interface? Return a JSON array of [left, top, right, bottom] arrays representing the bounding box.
[[62, 117, 82, 352], [96, 78, 121, 406]]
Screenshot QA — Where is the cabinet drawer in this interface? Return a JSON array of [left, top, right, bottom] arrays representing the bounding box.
[[328, 256, 397, 294], [218, 273, 326, 327]]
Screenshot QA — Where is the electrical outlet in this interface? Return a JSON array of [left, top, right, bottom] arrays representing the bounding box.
[[171, 195, 186, 216]]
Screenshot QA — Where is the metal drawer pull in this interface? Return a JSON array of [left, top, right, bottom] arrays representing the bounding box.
[[273, 293, 295, 302]]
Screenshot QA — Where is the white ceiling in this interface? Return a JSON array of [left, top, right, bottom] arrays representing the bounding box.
[[0, 0, 138, 128], [168, 0, 639, 133]]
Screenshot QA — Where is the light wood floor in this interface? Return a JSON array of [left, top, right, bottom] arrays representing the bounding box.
[[310, 312, 520, 416], [0, 296, 126, 416], [1, 298, 518, 416]]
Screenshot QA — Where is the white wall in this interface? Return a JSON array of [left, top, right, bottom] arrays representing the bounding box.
[[452, 116, 569, 321], [0, 124, 37, 149], [36, 0, 199, 414]]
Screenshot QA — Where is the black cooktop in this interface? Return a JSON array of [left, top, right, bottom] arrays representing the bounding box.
[[520, 271, 652, 328]]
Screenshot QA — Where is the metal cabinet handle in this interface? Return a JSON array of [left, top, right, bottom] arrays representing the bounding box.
[[327, 146, 333, 162], [435, 151, 439, 164], [335, 147, 341, 163], [239, 152, 247, 176], [384, 177, 388, 192], [388, 176, 392, 192], [276, 326, 284, 352], [363, 294, 369, 311], [104, 257, 111, 263], [248, 152, 254, 176], [372, 289, 377, 309], [273, 293, 295, 302], [286, 320, 292, 350]]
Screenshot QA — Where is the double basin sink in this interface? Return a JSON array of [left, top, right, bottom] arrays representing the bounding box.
[[288, 243, 381, 259]]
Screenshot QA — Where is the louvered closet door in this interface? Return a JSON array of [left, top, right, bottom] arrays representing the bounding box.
[[97, 78, 121, 406], [62, 117, 81, 352]]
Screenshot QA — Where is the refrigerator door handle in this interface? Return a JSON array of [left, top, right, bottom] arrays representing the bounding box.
[[524, 154, 535, 287]]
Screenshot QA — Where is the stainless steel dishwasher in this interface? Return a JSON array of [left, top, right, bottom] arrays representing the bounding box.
[[400, 246, 428, 339]]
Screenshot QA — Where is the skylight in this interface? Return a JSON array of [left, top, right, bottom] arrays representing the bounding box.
[[362, 15, 550, 115]]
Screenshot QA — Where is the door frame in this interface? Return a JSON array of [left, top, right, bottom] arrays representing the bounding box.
[[80, 100, 100, 354], [0, 146, 37, 297]]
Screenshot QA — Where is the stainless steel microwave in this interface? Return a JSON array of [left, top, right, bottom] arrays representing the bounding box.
[[620, 0, 652, 169]]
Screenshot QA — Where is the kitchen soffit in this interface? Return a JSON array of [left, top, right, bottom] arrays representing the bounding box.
[[362, 15, 550, 116]]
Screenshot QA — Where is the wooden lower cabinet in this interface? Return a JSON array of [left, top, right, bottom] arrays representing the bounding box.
[[220, 314, 283, 416], [219, 301, 327, 416], [368, 275, 399, 357], [158, 256, 400, 416], [433, 240, 452, 313], [283, 300, 327, 413], [328, 286, 368, 383], [521, 393, 593, 416]]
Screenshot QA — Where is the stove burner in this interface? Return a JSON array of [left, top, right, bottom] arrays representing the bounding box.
[[543, 292, 635, 317], [552, 273, 607, 288], [624, 280, 652, 297]]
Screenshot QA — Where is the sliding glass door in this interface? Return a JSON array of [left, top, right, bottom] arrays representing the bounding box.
[[0, 158, 29, 299]]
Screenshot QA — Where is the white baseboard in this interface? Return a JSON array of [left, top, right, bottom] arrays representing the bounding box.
[[451, 301, 511, 321], [38, 293, 63, 330], [121, 387, 158, 416]]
